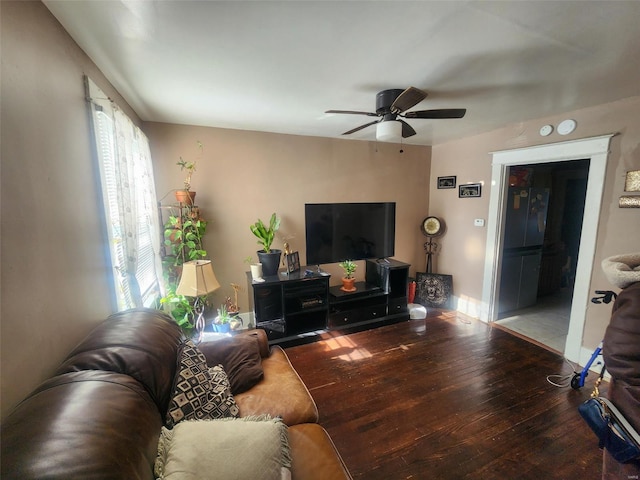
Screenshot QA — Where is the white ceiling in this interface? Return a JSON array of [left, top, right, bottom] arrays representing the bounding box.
[[44, 0, 640, 146]]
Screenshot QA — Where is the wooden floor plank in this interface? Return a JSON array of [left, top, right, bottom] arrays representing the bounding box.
[[285, 311, 602, 479]]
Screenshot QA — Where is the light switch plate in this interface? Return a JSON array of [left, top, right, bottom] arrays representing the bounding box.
[[474, 218, 485, 227]]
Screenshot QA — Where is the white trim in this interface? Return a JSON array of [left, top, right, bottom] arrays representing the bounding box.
[[481, 134, 615, 363]]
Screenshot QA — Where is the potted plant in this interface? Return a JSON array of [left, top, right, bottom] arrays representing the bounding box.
[[158, 288, 197, 332], [244, 255, 263, 281], [175, 140, 202, 205], [338, 260, 357, 292], [162, 208, 207, 285], [250, 213, 281, 277], [159, 204, 208, 332], [213, 303, 234, 333]]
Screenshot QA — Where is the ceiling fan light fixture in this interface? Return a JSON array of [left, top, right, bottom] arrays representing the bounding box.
[[376, 120, 402, 142]]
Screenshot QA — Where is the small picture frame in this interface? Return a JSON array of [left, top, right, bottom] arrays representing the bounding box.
[[285, 251, 300, 273], [437, 176, 457, 189], [459, 183, 482, 198]]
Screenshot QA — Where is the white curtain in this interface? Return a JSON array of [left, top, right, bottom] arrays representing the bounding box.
[[88, 77, 162, 310]]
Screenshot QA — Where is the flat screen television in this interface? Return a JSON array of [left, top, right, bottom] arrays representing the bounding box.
[[305, 202, 396, 265]]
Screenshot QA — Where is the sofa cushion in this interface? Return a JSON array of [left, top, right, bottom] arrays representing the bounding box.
[[55, 308, 184, 415], [234, 345, 319, 425], [155, 416, 291, 480], [1, 371, 161, 480], [197, 334, 264, 394], [165, 340, 239, 428]]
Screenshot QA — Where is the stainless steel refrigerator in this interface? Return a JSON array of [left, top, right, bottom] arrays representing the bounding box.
[[499, 187, 550, 314]]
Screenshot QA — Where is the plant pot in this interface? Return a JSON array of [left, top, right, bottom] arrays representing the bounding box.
[[167, 227, 182, 243], [257, 249, 282, 277], [175, 190, 196, 205], [212, 322, 231, 333], [340, 277, 357, 292], [250, 263, 263, 280]]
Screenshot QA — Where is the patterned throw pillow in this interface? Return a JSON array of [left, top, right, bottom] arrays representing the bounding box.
[[165, 340, 239, 428]]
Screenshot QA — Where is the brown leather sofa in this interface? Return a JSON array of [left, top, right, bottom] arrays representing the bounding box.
[[1, 308, 352, 479]]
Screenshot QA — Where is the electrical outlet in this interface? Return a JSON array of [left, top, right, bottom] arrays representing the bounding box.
[[474, 218, 485, 227]]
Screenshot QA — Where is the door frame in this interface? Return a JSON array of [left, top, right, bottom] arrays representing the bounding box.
[[481, 134, 614, 363]]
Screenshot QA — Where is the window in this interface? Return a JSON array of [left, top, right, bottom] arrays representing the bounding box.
[[86, 77, 162, 310]]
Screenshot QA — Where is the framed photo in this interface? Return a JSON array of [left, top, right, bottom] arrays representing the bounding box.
[[459, 183, 482, 198], [437, 176, 456, 189], [285, 251, 300, 273], [415, 273, 453, 309]]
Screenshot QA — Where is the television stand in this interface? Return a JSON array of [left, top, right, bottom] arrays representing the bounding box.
[[247, 259, 410, 347], [328, 259, 410, 331]]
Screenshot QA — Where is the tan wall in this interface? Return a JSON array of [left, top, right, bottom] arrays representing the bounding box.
[[3, 0, 638, 423], [430, 96, 640, 349], [0, 1, 141, 419], [145, 123, 431, 312]]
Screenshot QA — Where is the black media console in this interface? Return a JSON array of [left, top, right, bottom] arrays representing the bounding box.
[[247, 258, 410, 346]]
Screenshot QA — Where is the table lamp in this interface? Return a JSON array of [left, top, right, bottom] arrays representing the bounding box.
[[176, 259, 221, 342]]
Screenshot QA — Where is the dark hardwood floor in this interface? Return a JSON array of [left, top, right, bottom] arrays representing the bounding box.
[[285, 311, 603, 480]]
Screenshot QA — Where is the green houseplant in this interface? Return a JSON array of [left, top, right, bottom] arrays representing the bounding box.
[[338, 260, 357, 292], [214, 303, 232, 331], [158, 203, 208, 333], [162, 208, 207, 286], [175, 140, 202, 205], [250, 213, 281, 277], [158, 289, 196, 331], [250, 213, 280, 253], [213, 302, 243, 332]]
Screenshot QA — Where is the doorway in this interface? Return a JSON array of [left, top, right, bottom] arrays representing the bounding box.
[[495, 160, 590, 352], [481, 135, 614, 364]]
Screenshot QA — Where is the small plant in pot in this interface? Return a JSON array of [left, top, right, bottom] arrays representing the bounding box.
[[244, 255, 263, 281], [213, 303, 233, 333], [339, 260, 357, 292], [250, 213, 281, 277], [175, 140, 202, 205]]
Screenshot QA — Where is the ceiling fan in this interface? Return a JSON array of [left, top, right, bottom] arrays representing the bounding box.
[[326, 87, 466, 140]]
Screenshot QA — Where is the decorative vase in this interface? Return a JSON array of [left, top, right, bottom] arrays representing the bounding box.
[[250, 263, 263, 280], [175, 190, 196, 205], [257, 249, 282, 277], [229, 317, 244, 331], [340, 277, 357, 292]]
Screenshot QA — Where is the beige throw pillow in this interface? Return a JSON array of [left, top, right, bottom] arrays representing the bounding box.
[[155, 416, 292, 480]]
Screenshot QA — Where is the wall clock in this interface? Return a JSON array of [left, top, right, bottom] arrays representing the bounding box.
[[421, 216, 445, 237]]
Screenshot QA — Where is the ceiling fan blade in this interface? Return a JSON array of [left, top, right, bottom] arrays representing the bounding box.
[[390, 87, 427, 114], [326, 109, 378, 117], [403, 108, 467, 119], [399, 120, 416, 138], [342, 119, 380, 135]]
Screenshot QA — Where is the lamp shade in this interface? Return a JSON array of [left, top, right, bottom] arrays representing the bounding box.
[[176, 260, 221, 297], [376, 120, 402, 142]]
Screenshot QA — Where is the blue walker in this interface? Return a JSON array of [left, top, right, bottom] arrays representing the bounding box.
[[570, 290, 617, 390]]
